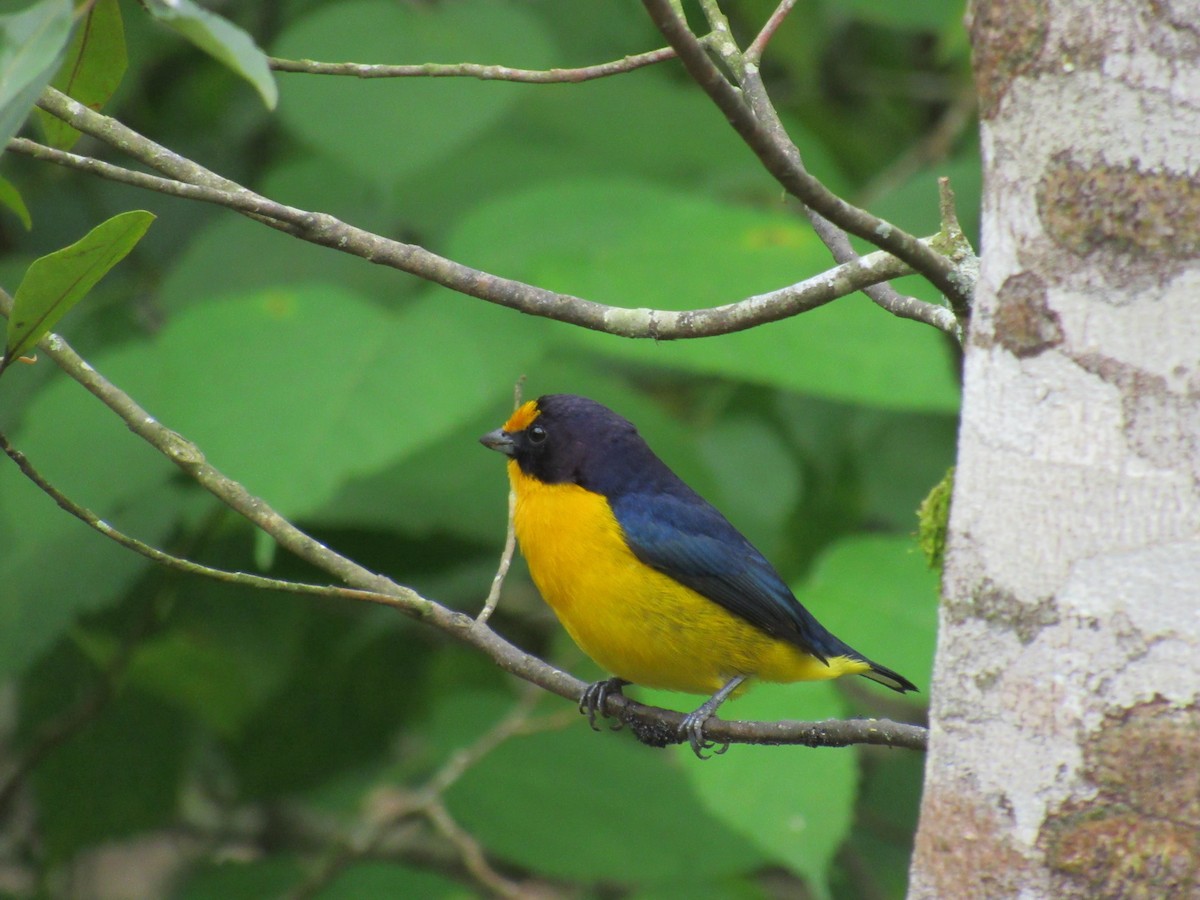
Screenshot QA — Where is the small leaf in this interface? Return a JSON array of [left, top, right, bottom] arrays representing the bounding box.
[[3, 210, 154, 366], [0, 174, 32, 230], [141, 0, 277, 109], [0, 0, 73, 149], [35, 0, 127, 150]]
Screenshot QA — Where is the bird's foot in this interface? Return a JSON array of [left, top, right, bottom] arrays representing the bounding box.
[[579, 677, 629, 731], [679, 708, 731, 759], [678, 675, 747, 758]]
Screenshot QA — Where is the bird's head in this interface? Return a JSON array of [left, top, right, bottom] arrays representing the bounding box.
[[479, 394, 643, 488]]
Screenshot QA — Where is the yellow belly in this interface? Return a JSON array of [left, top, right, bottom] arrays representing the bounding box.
[[508, 461, 868, 695]]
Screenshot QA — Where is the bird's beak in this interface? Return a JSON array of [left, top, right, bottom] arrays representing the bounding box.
[[479, 428, 515, 457]]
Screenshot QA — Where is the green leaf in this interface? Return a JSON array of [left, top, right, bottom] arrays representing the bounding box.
[[669, 683, 858, 900], [793, 534, 940, 693], [445, 178, 961, 412], [129, 285, 543, 523], [0, 0, 72, 148], [272, 0, 554, 186], [0, 173, 31, 229], [141, 0, 277, 109], [3, 209, 154, 365], [34, 0, 125, 149], [441, 693, 765, 881], [0, 284, 545, 675], [156, 157, 416, 314]]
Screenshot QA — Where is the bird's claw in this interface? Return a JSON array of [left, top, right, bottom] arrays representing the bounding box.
[[579, 677, 628, 731], [679, 710, 730, 759]]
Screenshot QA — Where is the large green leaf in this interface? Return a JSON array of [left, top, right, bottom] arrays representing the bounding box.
[[440, 693, 765, 881], [142, 0, 276, 108], [0, 0, 72, 149], [35, 0, 126, 149], [793, 534, 940, 692], [3, 209, 154, 367], [662, 682, 857, 900], [272, 0, 554, 186], [0, 284, 544, 675], [155, 157, 413, 313], [445, 178, 961, 412], [135, 286, 543, 520]]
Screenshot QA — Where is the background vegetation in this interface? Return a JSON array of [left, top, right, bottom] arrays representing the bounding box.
[[0, 0, 975, 896]]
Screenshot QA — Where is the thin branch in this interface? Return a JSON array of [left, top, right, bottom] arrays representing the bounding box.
[[746, 0, 799, 63], [478, 379, 525, 625], [6, 137, 292, 219], [423, 802, 528, 899], [287, 692, 542, 900], [640, 0, 972, 314], [268, 46, 677, 82], [0, 290, 928, 753], [477, 488, 516, 626], [11, 114, 957, 337], [684, 3, 964, 338], [0, 429, 407, 607]]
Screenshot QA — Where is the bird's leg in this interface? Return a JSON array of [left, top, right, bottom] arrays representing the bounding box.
[[680, 675, 747, 758], [579, 677, 629, 731]]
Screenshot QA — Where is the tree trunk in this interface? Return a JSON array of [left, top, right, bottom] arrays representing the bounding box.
[[910, 1, 1200, 897]]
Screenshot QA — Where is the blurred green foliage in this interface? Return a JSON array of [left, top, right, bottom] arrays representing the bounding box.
[[0, 0, 975, 896]]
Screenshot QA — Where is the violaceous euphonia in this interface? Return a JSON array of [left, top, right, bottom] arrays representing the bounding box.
[[480, 394, 916, 756]]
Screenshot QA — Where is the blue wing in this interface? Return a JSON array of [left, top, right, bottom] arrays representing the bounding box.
[[610, 487, 848, 663]]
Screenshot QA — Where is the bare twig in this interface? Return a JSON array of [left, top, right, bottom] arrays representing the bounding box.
[[746, 0, 799, 63], [287, 691, 542, 900], [677, 2, 965, 337], [0, 430, 405, 607], [424, 801, 528, 899], [268, 47, 677, 82], [641, 0, 972, 315], [10, 120, 956, 337], [0, 290, 928, 753], [478, 379, 525, 625]]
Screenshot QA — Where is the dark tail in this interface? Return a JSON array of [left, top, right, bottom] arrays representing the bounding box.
[[858, 659, 918, 693], [801, 620, 919, 694]]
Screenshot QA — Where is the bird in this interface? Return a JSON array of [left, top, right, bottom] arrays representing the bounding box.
[[479, 394, 916, 756]]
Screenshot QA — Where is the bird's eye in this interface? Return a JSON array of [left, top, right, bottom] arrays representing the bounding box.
[[528, 424, 548, 444]]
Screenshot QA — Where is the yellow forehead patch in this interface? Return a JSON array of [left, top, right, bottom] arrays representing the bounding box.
[[503, 400, 541, 433]]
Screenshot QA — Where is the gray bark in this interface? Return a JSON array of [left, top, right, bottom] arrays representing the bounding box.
[[910, 1, 1200, 897]]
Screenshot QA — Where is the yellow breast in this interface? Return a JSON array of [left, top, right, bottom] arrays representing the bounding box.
[[507, 461, 866, 695]]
